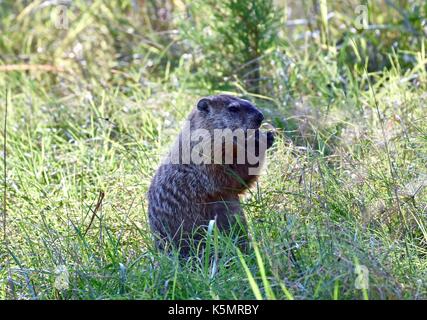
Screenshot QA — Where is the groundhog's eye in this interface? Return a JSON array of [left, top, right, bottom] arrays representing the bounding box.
[[228, 105, 239, 112]]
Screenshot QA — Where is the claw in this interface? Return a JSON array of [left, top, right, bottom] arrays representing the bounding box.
[[267, 131, 275, 149]]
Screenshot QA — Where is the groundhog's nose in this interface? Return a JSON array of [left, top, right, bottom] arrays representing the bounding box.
[[255, 112, 264, 126]]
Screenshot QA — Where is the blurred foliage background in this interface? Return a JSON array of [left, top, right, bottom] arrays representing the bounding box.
[[1, 1, 426, 90]]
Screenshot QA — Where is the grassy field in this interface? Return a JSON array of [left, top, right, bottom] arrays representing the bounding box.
[[1, 0, 427, 300]]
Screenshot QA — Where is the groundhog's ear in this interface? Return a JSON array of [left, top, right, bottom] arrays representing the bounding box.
[[197, 98, 210, 113]]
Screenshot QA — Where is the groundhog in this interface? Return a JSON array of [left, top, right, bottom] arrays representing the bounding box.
[[148, 94, 274, 255]]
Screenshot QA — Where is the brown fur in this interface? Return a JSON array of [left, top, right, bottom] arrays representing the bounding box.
[[147, 94, 274, 255]]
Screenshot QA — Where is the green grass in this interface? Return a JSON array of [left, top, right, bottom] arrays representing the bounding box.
[[1, 0, 427, 300]]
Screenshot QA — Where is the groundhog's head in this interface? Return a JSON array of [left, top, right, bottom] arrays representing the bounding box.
[[194, 94, 264, 131]]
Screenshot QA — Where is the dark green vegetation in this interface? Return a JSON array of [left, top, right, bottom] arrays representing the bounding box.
[[0, 0, 426, 299]]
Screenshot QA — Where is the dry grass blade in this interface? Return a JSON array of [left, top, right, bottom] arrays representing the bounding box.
[[84, 191, 105, 236], [0, 65, 67, 73]]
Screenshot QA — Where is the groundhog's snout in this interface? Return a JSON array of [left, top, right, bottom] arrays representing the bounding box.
[[253, 110, 264, 128], [256, 112, 264, 124]]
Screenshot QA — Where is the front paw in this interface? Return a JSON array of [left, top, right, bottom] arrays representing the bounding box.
[[266, 131, 275, 149]]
